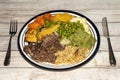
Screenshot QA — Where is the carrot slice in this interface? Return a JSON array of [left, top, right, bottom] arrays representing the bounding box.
[[35, 15, 45, 26], [39, 19, 45, 26], [34, 13, 54, 26], [44, 13, 54, 21], [27, 22, 40, 29], [49, 15, 54, 21], [44, 13, 51, 19]]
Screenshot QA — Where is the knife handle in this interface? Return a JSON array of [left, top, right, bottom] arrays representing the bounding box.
[[107, 37, 116, 66]]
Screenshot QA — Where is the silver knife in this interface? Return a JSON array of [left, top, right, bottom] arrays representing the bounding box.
[[102, 17, 116, 66]]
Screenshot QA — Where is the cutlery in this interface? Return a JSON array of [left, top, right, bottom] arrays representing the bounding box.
[[102, 17, 116, 66], [4, 20, 17, 66]]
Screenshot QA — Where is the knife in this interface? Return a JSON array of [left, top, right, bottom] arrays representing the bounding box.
[[102, 17, 116, 66]]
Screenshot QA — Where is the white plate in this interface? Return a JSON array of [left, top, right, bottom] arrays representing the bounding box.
[[18, 10, 100, 70]]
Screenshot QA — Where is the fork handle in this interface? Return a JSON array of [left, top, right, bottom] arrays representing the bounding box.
[[107, 37, 116, 66], [4, 36, 12, 66]]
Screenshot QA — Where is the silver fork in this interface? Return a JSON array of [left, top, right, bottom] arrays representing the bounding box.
[[4, 20, 17, 66]]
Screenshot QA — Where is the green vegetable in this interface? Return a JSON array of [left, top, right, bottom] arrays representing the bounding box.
[[44, 19, 58, 28], [57, 21, 84, 38], [68, 28, 96, 49], [36, 26, 42, 33]]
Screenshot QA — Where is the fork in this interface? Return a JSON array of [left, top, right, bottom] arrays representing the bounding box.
[[4, 20, 17, 66]]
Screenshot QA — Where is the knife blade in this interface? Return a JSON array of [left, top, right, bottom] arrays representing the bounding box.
[[102, 17, 116, 66], [102, 17, 109, 37]]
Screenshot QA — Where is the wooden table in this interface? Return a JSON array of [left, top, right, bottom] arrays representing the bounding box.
[[0, 0, 120, 80]]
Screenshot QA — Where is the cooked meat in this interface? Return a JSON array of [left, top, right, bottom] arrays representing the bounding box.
[[24, 33, 64, 63], [32, 49, 57, 63], [41, 33, 59, 48], [24, 45, 29, 54], [23, 44, 35, 57]]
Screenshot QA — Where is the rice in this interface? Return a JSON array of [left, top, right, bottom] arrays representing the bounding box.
[[55, 46, 89, 64]]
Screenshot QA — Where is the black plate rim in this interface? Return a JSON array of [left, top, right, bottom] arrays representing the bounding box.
[[17, 10, 100, 71]]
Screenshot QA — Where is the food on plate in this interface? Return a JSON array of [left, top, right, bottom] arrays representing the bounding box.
[[24, 33, 64, 63], [56, 21, 84, 39], [53, 13, 73, 22], [27, 22, 40, 30], [68, 28, 96, 49], [25, 29, 37, 42], [24, 13, 96, 65], [35, 13, 54, 26], [55, 46, 89, 64], [70, 17, 90, 34], [37, 24, 60, 40]]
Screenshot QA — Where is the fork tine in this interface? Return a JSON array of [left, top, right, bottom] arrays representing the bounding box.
[[15, 20, 17, 33], [12, 20, 15, 32], [10, 19, 17, 34], [14, 20, 16, 32], [13, 20, 17, 32], [9, 20, 12, 33]]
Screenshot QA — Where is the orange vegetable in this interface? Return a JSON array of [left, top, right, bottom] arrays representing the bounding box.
[[27, 22, 40, 29], [34, 13, 54, 26], [44, 13, 52, 19], [35, 15, 45, 26], [35, 15, 44, 22], [44, 13, 53, 21], [49, 15, 54, 21], [38, 19, 45, 26], [44, 13, 54, 21]]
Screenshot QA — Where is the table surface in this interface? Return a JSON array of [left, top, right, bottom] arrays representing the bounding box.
[[0, 0, 120, 80]]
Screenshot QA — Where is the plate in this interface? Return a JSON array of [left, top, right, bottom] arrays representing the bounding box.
[[18, 10, 100, 70]]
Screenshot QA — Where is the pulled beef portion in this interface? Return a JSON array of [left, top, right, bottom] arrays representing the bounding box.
[[24, 33, 64, 63], [41, 33, 59, 48]]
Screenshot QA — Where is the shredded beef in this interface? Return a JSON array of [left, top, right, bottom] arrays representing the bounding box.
[[24, 33, 64, 63]]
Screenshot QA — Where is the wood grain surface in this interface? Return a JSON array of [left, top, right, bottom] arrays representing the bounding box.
[[0, 0, 120, 80]]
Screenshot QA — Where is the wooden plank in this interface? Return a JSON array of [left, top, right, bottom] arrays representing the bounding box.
[[1, 9, 120, 15], [0, 51, 31, 67], [0, 50, 120, 68], [0, 23, 24, 36], [0, 68, 120, 80], [0, 10, 120, 23], [0, 37, 17, 51], [0, 68, 56, 80], [56, 68, 120, 80], [0, 0, 35, 3], [0, 0, 120, 10], [0, 22, 120, 36]]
